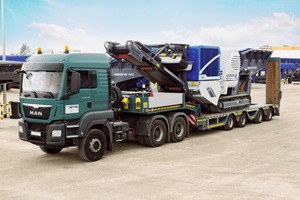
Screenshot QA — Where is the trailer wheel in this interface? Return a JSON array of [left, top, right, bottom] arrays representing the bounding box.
[[78, 129, 107, 162], [145, 120, 167, 147], [254, 109, 263, 124], [111, 86, 122, 107], [224, 115, 235, 131], [263, 108, 273, 121], [40, 146, 62, 154], [171, 117, 187, 142], [236, 112, 247, 128]]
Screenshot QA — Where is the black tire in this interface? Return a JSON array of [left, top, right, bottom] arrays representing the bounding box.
[[78, 129, 107, 162], [224, 115, 235, 131], [40, 146, 63, 154], [263, 108, 273, 121], [254, 109, 263, 124], [111, 86, 122, 107], [170, 117, 187, 142], [137, 135, 147, 146], [236, 112, 247, 128], [144, 120, 167, 147]]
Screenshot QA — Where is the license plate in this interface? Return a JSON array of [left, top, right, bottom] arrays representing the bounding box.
[[31, 131, 41, 137]]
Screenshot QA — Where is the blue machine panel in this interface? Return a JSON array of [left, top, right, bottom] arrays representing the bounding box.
[[0, 55, 29, 62], [187, 46, 220, 81]]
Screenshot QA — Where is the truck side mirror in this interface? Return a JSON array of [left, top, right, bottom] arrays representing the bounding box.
[[71, 71, 80, 94]]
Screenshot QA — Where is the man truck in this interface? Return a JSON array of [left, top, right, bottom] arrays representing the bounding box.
[[17, 42, 280, 161]]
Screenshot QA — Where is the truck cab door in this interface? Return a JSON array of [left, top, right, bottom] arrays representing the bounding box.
[[64, 70, 93, 119]]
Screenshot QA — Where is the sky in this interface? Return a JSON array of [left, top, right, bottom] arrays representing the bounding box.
[[1, 0, 300, 54]]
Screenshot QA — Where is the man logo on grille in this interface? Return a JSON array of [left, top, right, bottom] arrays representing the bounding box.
[[29, 110, 43, 116]]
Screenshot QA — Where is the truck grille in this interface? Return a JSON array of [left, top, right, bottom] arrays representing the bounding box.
[[23, 104, 51, 119]]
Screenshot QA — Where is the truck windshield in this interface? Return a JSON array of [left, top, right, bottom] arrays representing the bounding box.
[[22, 71, 62, 98]]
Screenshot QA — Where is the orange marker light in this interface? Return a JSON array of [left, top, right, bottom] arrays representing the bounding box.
[[64, 45, 69, 54], [37, 47, 42, 54]]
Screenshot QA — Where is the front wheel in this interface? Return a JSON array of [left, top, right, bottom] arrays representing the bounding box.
[[40, 146, 63, 154], [78, 129, 107, 162]]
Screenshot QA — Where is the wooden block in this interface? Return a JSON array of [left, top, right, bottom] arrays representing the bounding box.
[[266, 58, 281, 105]]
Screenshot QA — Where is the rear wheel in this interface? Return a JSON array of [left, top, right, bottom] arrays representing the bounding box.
[[236, 112, 247, 128], [144, 120, 167, 147], [40, 146, 62, 154], [170, 117, 187, 142], [78, 129, 107, 161], [254, 109, 263, 123], [137, 135, 147, 146], [224, 115, 235, 130], [263, 108, 273, 121]]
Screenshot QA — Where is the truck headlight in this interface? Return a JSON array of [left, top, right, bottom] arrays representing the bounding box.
[[19, 125, 24, 133], [51, 130, 62, 137]]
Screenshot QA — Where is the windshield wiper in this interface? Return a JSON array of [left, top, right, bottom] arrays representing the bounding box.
[[32, 91, 38, 98], [23, 91, 56, 99], [23, 92, 31, 97], [23, 91, 38, 98], [43, 92, 54, 99]]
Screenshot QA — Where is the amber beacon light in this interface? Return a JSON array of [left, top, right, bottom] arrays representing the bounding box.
[[37, 47, 42, 54], [64, 45, 69, 54]]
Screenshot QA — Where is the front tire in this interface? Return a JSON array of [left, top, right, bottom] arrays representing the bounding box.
[[40, 146, 62, 154], [78, 129, 107, 162]]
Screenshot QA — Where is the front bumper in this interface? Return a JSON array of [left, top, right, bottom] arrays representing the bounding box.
[[18, 119, 66, 147]]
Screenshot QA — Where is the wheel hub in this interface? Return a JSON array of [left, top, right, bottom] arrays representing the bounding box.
[[259, 113, 263, 121], [154, 127, 163, 142], [175, 123, 184, 137], [89, 138, 102, 153], [241, 116, 246, 125], [228, 118, 234, 128]]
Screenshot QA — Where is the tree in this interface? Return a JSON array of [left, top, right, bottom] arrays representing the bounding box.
[[19, 43, 31, 55]]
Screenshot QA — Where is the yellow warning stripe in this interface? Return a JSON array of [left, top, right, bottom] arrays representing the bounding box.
[[207, 123, 224, 129]]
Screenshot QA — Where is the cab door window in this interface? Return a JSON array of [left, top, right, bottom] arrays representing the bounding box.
[[79, 70, 97, 89], [66, 70, 97, 92]]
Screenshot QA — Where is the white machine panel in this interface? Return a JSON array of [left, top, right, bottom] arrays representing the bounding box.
[[148, 93, 183, 108]]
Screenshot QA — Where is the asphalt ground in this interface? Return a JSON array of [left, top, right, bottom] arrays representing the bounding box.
[[0, 83, 299, 200]]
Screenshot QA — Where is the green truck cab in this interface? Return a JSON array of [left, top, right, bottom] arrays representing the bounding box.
[[18, 53, 130, 161]]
